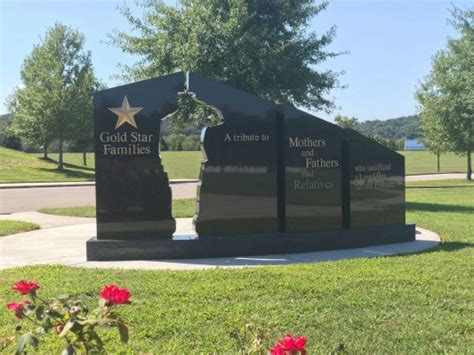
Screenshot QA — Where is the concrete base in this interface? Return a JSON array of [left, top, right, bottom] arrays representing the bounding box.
[[87, 224, 416, 261]]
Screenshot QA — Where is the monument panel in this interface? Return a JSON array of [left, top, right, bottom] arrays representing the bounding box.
[[94, 73, 183, 239], [188, 73, 279, 236], [87, 71, 415, 261], [342, 129, 405, 228], [280, 105, 343, 232]]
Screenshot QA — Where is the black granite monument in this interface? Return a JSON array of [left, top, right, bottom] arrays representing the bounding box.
[[87, 71, 415, 261]]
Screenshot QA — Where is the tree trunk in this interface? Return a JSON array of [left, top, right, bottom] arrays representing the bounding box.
[[43, 144, 48, 159], [437, 152, 440, 173], [58, 134, 64, 171], [83, 150, 87, 166], [467, 149, 472, 181]]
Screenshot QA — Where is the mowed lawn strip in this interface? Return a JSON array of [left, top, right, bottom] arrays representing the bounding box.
[[0, 147, 470, 183], [31, 151, 202, 180], [33, 151, 468, 176], [401, 150, 467, 175], [1, 179, 473, 353], [0, 147, 94, 183], [0, 220, 39, 236], [38, 199, 197, 218]]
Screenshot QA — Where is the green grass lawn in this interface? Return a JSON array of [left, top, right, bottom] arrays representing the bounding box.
[[0, 147, 94, 183], [0, 220, 39, 236], [31, 151, 202, 180], [0, 147, 469, 183], [38, 199, 197, 218], [1, 179, 473, 353], [400, 150, 467, 175]]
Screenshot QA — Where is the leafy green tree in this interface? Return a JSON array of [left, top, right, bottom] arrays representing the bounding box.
[[416, 7, 473, 180], [68, 72, 103, 166], [111, 0, 342, 112], [8, 23, 97, 170], [7, 86, 55, 158], [418, 114, 449, 173], [334, 114, 360, 130]]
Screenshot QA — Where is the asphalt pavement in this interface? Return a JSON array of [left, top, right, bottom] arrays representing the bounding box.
[[0, 173, 467, 214], [0, 182, 198, 214]]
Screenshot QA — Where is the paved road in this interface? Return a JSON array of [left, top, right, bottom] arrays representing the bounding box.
[[0, 183, 198, 214], [0, 173, 468, 214]]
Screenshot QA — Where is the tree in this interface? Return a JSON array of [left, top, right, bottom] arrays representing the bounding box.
[[418, 112, 449, 173], [334, 114, 360, 130], [69, 72, 103, 166], [8, 23, 97, 170], [7, 86, 55, 158], [110, 0, 342, 112], [416, 6, 473, 180]]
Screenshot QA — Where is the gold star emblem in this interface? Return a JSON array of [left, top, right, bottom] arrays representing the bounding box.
[[108, 96, 143, 129]]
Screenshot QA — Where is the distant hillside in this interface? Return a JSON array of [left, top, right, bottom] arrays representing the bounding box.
[[359, 115, 420, 140]]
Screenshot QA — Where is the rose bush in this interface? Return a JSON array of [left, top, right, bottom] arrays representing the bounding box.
[[4, 280, 131, 354], [12, 280, 40, 295], [230, 324, 308, 354], [270, 334, 307, 355]]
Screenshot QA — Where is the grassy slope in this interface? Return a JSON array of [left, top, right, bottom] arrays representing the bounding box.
[[38, 199, 196, 218], [36, 151, 467, 177], [31, 151, 203, 180], [0, 147, 94, 183], [1, 180, 473, 353], [0, 148, 468, 183], [0, 220, 39, 236], [401, 151, 466, 175]]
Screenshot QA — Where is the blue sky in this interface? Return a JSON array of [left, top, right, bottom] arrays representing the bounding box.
[[0, 0, 470, 121]]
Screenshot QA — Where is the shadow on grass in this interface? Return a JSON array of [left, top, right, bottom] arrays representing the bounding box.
[[406, 201, 474, 214], [402, 241, 473, 258], [37, 167, 94, 180], [39, 156, 95, 172]]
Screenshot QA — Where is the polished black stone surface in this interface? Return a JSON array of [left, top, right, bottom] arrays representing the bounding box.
[[188, 73, 279, 236], [89, 71, 413, 260], [94, 73, 184, 239], [280, 105, 343, 232], [87, 224, 416, 261], [342, 129, 405, 228]]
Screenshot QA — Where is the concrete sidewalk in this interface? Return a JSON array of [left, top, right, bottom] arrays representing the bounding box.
[[406, 173, 466, 181], [0, 212, 440, 270]]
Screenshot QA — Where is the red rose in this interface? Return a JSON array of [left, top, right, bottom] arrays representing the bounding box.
[[270, 343, 285, 355], [7, 300, 30, 318], [271, 335, 307, 355], [12, 280, 40, 295], [99, 285, 131, 305]]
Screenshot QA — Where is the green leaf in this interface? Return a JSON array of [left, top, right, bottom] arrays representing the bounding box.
[[15, 334, 27, 355], [77, 319, 98, 326], [15, 332, 38, 354], [59, 321, 74, 338], [117, 322, 129, 343], [35, 306, 45, 320], [27, 334, 39, 348], [42, 315, 53, 330]]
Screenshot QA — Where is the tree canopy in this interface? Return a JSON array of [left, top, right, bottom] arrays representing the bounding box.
[[110, 0, 342, 112], [334, 115, 360, 130], [8, 23, 98, 169], [416, 6, 473, 179]]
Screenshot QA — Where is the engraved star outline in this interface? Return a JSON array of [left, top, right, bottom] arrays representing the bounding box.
[[108, 96, 143, 129]]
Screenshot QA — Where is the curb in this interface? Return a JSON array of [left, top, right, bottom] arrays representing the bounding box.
[[0, 179, 198, 189]]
